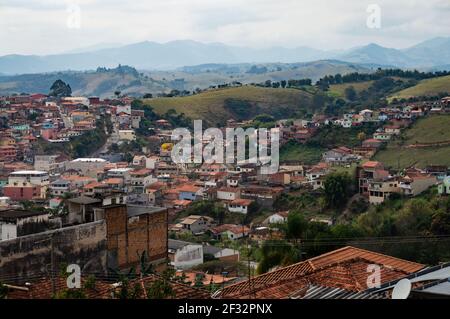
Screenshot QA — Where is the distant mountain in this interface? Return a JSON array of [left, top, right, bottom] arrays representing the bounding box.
[[335, 43, 410, 67], [0, 40, 331, 74], [0, 37, 449, 75], [335, 37, 450, 68], [403, 37, 450, 67]]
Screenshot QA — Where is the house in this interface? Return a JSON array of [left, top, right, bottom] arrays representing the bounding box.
[[306, 163, 329, 182], [213, 246, 424, 299], [118, 130, 136, 141], [360, 109, 374, 121], [240, 185, 283, 207], [217, 187, 241, 201], [399, 168, 437, 197], [171, 215, 214, 235], [227, 198, 254, 214], [357, 161, 389, 195], [373, 132, 393, 141], [3, 170, 50, 201], [384, 125, 401, 135], [322, 147, 360, 165], [265, 211, 289, 224], [178, 184, 202, 201], [426, 165, 448, 180], [0, 209, 50, 241], [368, 177, 400, 205], [438, 176, 450, 195], [66, 158, 108, 177], [362, 138, 383, 149], [34, 155, 67, 175], [202, 245, 240, 262], [266, 172, 291, 185], [226, 175, 240, 187], [168, 239, 204, 270], [210, 224, 250, 240], [49, 179, 72, 196], [279, 165, 304, 177]]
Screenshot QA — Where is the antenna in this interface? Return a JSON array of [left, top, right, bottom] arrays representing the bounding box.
[[392, 279, 411, 299]]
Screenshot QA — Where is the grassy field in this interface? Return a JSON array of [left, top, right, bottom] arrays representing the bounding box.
[[389, 75, 450, 101], [142, 86, 313, 126], [279, 141, 324, 164], [374, 115, 450, 168], [329, 81, 373, 98]]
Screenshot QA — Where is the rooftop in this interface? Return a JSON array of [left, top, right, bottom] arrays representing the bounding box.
[[0, 209, 49, 221], [215, 246, 424, 299]]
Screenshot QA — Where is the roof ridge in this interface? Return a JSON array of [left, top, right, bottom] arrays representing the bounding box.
[[349, 246, 424, 269]]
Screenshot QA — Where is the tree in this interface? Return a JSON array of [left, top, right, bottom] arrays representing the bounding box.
[[49, 80, 72, 97], [286, 210, 308, 239], [395, 199, 433, 235], [430, 210, 450, 235], [344, 86, 357, 101], [257, 240, 299, 274], [280, 80, 287, 88], [146, 269, 175, 299], [323, 172, 352, 209], [114, 90, 121, 98]]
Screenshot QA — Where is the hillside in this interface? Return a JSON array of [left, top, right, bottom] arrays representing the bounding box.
[[389, 75, 450, 100], [329, 81, 374, 98], [143, 86, 314, 126], [0, 65, 169, 98], [374, 115, 450, 168], [0, 61, 371, 98]]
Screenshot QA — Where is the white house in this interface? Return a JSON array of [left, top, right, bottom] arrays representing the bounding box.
[[228, 199, 254, 214], [168, 239, 204, 270], [266, 211, 289, 224], [217, 187, 241, 201]]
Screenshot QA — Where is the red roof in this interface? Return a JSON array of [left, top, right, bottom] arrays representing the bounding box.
[[362, 161, 382, 169], [215, 246, 424, 299]]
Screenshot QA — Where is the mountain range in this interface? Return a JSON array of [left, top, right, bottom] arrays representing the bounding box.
[[1, 37, 450, 74]]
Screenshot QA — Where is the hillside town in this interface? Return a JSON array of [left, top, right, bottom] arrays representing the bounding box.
[[1, 87, 450, 300]]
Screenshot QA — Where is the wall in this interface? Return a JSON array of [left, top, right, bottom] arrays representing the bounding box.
[[104, 205, 168, 268], [172, 244, 203, 270], [0, 221, 108, 284]]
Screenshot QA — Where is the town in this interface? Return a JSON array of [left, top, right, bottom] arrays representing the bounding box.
[[1, 77, 450, 299]]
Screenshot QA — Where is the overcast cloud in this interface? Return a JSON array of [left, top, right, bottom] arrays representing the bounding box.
[[0, 0, 449, 55]]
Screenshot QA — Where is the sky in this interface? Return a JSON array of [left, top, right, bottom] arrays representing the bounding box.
[[0, 0, 449, 56]]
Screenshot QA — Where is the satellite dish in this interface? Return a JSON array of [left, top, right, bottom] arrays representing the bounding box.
[[392, 279, 412, 299]]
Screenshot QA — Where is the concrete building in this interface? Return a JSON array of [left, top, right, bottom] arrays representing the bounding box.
[[3, 170, 50, 201], [168, 239, 203, 270], [118, 130, 136, 141], [0, 209, 50, 241], [66, 158, 108, 177], [368, 178, 400, 205]]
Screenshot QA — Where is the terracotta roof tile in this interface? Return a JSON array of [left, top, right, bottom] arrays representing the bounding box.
[[216, 246, 424, 299]]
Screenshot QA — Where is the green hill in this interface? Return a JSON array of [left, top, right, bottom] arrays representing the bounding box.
[[142, 86, 314, 126], [389, 75, 450, 101], [374, 115, 450, 168], [329, 81, 374, 98]]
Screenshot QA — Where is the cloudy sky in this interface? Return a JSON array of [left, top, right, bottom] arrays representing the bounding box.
[[0, 0, 449, 56]]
